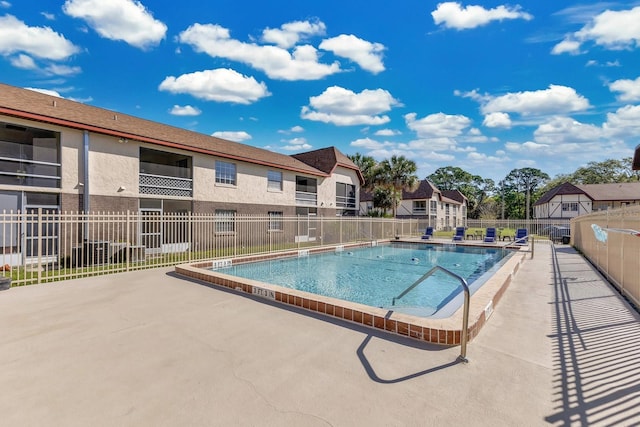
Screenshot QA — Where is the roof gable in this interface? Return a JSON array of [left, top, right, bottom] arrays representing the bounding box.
[[292, 147, 364, 185], [534, 182, 588, 206]]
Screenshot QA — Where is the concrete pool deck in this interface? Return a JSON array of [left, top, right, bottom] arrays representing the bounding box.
[[1, 240, 639, 426]]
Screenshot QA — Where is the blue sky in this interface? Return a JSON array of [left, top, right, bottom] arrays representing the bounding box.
[[1, 1, 640, 182]]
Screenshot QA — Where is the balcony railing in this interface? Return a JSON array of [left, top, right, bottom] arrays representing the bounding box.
[[139, 173, 193, 197], [296, 190, 317, 206], [336, 195, 356, 209]]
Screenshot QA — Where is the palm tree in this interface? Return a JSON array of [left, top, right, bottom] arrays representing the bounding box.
[[378, 155, 419, 217], [347, 153, 379, 190]]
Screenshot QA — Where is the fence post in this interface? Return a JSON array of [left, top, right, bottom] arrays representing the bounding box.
[[37, 208, 42, 284], [126, 210, 130, 272]]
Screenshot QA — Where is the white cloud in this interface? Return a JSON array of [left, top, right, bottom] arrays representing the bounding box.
[[483, 112, 511, 128], [41, 12, 55, 20], [553, 6, 640, 54], [609, 76, 640, 102], [63, 0, 167, 49], [319, 34, 385, 73], [0, 1, 10, 8], [158, 68, 270, 104], [374, 129, 401, 136], [169, 105, 201, 116], [10, 54, 37, 69], [178, 23, 341, 81], [481, 85, 590, 116], [301, 86, 399, 126], [586, 59, 621, 67], [212, 131, 252, 142], [278, 125, 305, 134], [350, 137, 393, 150], [280, 137, 312, 151], [551, 38, 581, 55], [44, 63, 81, 76], [431, 2, 533, 30], [261, 20, 326, 49], [603, 104, 640, 136], [404, 112, 472, 138], [533, 116, 603, 144], [25, 87, 63, 97], [0, 14, 80, 60]]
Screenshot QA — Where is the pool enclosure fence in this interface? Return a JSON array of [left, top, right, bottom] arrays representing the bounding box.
[[0, 210, 568, 286], [572, 204, 640, 309]]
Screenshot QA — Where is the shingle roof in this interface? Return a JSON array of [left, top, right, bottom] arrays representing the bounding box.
[[292, 147, 364, 185], [577, 182, 640, 201], [401, 180, 440, 200], [0, 83, 325, 177], [533, 182, 588, 206], [442, 189, 467, 204]]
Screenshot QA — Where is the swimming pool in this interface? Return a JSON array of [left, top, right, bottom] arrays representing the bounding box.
[[175, 241, 527, 345], [214, 244, 512, 318]]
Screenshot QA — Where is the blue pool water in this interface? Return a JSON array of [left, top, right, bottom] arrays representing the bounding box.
[[215, 243, 513, 318]]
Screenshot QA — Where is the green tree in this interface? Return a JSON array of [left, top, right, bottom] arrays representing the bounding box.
[[572, 158, 638, 184], [372, 187, 394, 214], [503, 168, 550, 220], [428, 166, 495, 219], [347, 153, 379, 190], [378, 155, 419, 217]]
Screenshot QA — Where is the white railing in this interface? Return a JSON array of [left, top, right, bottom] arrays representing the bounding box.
[[0, 212, 580, 287], [0, 211, 429, 286], [295, 191, 317, 206]]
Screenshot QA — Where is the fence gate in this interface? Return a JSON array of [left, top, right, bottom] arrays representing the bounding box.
[[295, 214, 317, 243], [24, 206, 59, 264], [139, 209, 162, 254]]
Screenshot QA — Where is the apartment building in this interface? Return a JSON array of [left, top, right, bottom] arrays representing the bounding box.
[[360, 180, 467, 229], [534, 181, 640, 219], [0, 83, 362, 258]]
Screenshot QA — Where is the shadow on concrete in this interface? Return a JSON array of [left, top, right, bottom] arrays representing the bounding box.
[[545, 244, 640, 426], [169, 271, 464, 384]]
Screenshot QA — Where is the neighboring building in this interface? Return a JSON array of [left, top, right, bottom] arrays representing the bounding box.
[[359, 180, 468, 229], [0, 83, 362, 257], [534, 181, 640, 219]]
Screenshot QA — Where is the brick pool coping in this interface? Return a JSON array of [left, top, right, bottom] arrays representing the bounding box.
[[175, 240, 527, 346]]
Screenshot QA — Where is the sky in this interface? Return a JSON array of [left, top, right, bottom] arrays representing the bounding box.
[[1, 1, 640, 183]]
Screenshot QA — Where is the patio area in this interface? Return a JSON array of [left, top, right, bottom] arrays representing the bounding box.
[[1, 241, 639, 426]]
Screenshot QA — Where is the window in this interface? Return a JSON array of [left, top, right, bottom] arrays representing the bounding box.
[[412, 201, 426, 215], [295, 176, 317, 205], [336, 183, 356, 209], [267, 171, 282, 191], [215, 209, 236, 232], [215, 161, 236, 185], [0, 122, 60, 188], [430, 200, 437, 214], [268, 211, 283, 231], [445, 204, 450, 215], [562, 202, 578, 212]]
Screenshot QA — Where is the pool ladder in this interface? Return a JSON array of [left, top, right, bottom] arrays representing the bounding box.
[[392, 265, 470, 363]]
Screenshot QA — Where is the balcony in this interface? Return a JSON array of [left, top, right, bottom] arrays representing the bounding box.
[[139, 173, 192, 197], [296, 190, 317, 206]]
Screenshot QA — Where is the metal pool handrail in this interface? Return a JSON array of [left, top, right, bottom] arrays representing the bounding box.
[[499, 234, 535, 258], [391, 265, 470, 363]]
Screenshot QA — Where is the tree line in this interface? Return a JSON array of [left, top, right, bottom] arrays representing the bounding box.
[[348, 154, 639, 220]]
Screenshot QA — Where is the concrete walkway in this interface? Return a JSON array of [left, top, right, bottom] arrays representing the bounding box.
[[0, 241, 638, 426]]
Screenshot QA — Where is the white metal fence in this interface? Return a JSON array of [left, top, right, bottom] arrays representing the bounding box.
[[572, 205, 640, 308], [0, 210, 569, 287], [0, 211, 428, 286]]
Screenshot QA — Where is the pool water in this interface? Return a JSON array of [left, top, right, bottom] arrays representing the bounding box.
[[215, 243, 513, 317]]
